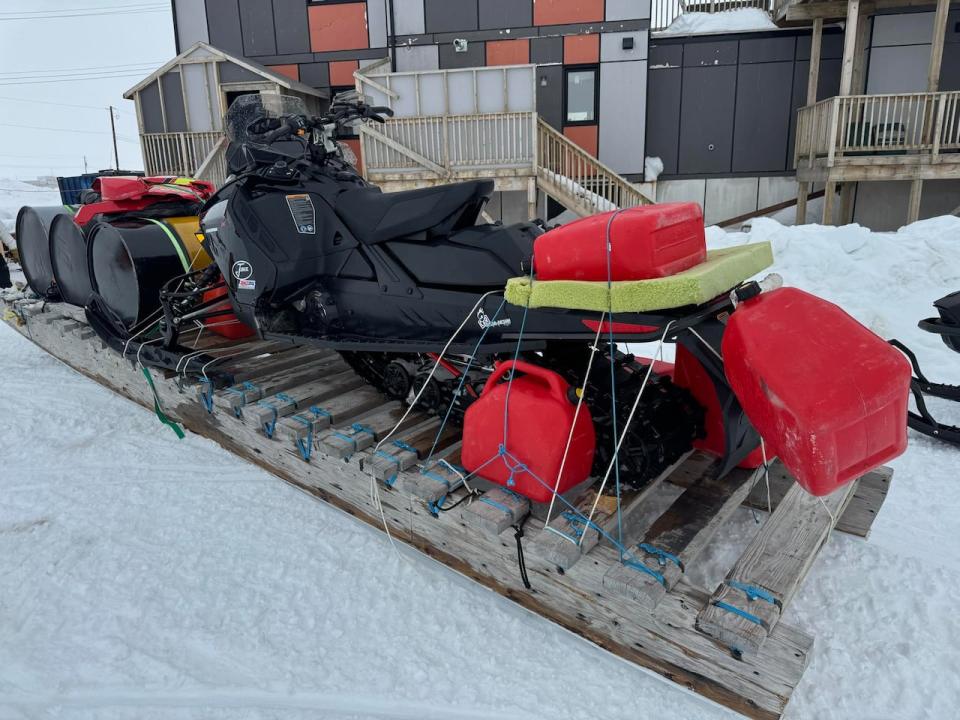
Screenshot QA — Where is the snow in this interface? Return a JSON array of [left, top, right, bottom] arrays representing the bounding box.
[[0, 177, 61, 250], [659, 9, 777, 36], [644, 156, 664, 183], [3, 214, 960, 718]]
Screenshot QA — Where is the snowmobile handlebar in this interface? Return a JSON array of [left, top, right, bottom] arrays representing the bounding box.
[[245, 102, 394, 143]]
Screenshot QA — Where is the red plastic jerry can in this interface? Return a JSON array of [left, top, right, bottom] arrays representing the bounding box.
[[202, 281, 255, 340], [533, 202, 706, 282], [722, 287, 911, 496], [461, 360, 596, 503]]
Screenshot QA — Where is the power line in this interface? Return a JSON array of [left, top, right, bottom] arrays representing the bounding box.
[[0, 61, 163, 77], [0, 95, 125, 111], [0, 121, 139, 142], [0, 5, 167, 21], [0, 3, 165, 14], [1, 67, 159, 82], [0, 72, 153, 87], [0, 151, 84, 160]]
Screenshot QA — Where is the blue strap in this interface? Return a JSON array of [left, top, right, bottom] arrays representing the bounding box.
[[638, 542, 683, 570], [291, 414, 312, 428], [560, 511, 586, 539], [420, 469, 451, 488], [198, 378, 214, 414], [728, 580, 779, 606], [622, 558, 666, 587], [225, 380, 259, 417], [375, 449, 402, 487], [309, 405, 331, 419], [480, 495, 514, 517], [256, 397, 282, 439], [712, 600, 767, 628], [428, 494, 447, 518], [351, 423, 375, 437], [276, 392, 297, 407]]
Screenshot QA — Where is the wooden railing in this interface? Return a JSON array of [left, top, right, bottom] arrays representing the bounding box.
[[651, 0, 774, 31], [536, 119, 652, 213], [360, 111, 537, 177], [194, 136, 229, 188], [795, 91, 960, 167], [141, 131, 224, 178]]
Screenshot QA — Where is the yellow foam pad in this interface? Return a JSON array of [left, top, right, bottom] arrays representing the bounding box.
[[505, 242, 773, 312]]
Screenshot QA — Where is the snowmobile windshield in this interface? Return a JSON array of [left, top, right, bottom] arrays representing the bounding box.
[[225, 94, 309, 146]]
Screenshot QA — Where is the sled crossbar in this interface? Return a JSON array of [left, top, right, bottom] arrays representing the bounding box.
[[2, 296, 896, 720]]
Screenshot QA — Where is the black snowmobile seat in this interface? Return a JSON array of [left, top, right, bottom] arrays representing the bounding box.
[[336, 179, 494, 244]]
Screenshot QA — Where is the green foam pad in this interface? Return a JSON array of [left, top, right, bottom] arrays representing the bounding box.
[[505, 242, 773, 313]]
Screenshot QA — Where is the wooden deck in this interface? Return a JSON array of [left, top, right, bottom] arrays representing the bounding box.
[[2, 295, 895, 719]]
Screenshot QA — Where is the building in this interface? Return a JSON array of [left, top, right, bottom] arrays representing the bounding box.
[[128, 0, 959, 229]]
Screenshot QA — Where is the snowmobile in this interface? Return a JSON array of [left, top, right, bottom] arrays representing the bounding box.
[[892, 290, 960, 445], [84, 93, 909, 499]]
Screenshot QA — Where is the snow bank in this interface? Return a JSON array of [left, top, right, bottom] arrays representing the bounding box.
[[660, 8, 777, 36], [0, 177, 61, 248]]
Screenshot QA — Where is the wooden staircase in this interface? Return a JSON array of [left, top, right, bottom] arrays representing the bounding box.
[[536, 119, 652, 216], [360, 114, 653, 218]]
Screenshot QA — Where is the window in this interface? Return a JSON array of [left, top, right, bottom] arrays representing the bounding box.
[[564, 67, 598, 125]]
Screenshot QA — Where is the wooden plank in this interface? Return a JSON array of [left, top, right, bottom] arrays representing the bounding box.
[[317, 403, 427, 459], [278, 385, 385, 447], [602, 459, 758, 611], [244, 370, 366, 433], [669, 451, 891, 539], [460, 486, 530, 536], [212, 353, 345, 416], [1, 303, 832, 719], [696, 474, 869, 655]]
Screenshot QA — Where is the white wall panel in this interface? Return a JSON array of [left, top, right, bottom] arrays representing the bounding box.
[[393, 0, 425, 35], [174, 0, 209, 50], [599, 61, 646, 174]]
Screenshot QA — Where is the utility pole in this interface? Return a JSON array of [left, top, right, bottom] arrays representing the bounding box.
[[108, 105, 119, 170], [83, 155, 88, 173]]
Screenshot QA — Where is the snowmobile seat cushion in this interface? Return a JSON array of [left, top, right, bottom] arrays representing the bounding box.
[[504, 242, 774, 312], [336, 180, 494, 244]]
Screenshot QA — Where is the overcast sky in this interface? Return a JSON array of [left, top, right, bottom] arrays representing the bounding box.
[[0, 0, 176, 180]]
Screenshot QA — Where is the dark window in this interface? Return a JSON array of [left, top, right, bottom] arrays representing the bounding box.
[[564, 67, 598, 125]]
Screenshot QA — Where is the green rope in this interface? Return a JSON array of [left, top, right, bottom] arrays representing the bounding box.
[[142, 367, 185, 439]]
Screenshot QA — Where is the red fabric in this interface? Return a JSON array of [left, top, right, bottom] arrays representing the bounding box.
[[73, 176, 214, 226]]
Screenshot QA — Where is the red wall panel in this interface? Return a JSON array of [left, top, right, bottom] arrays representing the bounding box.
[[534, 0, 603, 26], [308, 3, 369, 52], [563, 125, 598, 156], [268, 64, 300, 82], [329, 59, 360, 87], [563, 34, 599, 64], [486, 38, 530, 66]]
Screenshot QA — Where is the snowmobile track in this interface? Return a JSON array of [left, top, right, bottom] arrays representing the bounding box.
[[2, 296, 894, 720]]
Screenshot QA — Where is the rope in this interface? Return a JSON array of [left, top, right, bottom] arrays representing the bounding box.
[[581, 320, 675, 547], [543, 314, 605, 530], [367, 291, 506, 555], [604, 210, 625, 553]]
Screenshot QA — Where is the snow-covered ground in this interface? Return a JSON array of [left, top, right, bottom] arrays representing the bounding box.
[[0, 178, 61, 250], [2, 214, 960, 719]]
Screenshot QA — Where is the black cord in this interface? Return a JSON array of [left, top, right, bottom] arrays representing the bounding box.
[[512, 515, 532, 591], [438, 490, 478, 513]]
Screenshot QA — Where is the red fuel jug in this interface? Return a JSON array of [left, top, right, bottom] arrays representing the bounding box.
[[722, 287, 911, 496], [461, 360, 596, 503], [533, 202, 706, 282]]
